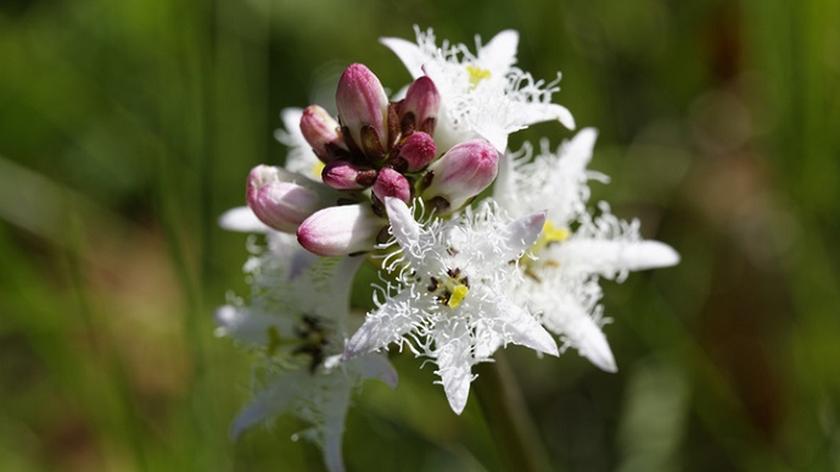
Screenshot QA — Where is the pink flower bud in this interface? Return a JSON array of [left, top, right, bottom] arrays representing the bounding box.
[[399, 76, 440, 134], [373, 168, 411, 203], [421, 139, 500, 211], [299, 105, 345, 162], [247, 165, 328, 232], [321, 160, 377, 190], [335, 64, 389, 158], [297, 204, 383, 256], [396, 131, 436, 171]]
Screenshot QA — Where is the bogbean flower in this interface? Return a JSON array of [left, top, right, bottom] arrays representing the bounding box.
[[495, 129, 680, 372], [380, 27, 575, 153], [216, 231, 396, 472], [344, 197, 558, 414]]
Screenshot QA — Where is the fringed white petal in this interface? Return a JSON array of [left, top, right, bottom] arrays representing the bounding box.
[[230, 372, 309, 438], [434, 322, 474, 415], [384, 197, 422, 254], [539, 295, 617, 373], [344, 289, 427, 357], [214, 304, 279, 346], [496, 303, 559, 356], [510, 101, 576, 131], [316, 381, 353, 472], [560, 127, 598, 175], [551, 239, 680, 278], [474, 122, 509, 153], [379, 37, 426, 78], [219, 206, 270, 233], [573, 315, 617, 373], [477, 29, 519, 76], [502, 211, 546, 261]]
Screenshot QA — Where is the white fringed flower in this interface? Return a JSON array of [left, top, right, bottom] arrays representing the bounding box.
[[495, 129, 679, 372], [344, 197, 558, 414], [216, 232, 396, 472], [381, 27, 575, 153]]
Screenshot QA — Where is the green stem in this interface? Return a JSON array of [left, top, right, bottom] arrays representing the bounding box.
[[475, 353, 554, 472]]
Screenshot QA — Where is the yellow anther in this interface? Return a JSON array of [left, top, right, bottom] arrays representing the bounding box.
[[447, 284, 470, 309], [526, 220, 570, 260], [541, 220, 570, 244], [466, 65, 491, 88], [311, 161, 325, 178]]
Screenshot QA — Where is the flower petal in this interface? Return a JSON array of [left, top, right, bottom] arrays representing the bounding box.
[[510, 101, 576, 131], [280, 107, 304, 140], [215, 304, 279, 346], [497, 302, 559, 356], [503, 211, 546, 260], [434, 322, 474, 415], [384, 197, 421, 252], [317, 381, 353, 472], [475, 122, 509, 153], [344, 288, 428, 357], [478, 30, 520, 75], [542, 299, 617, 373], [230, 372, 309, 438], [551, 239, 680, 278], [218, 206, 270, 233], [379, 37, 425, 79], [560, 127, 598, 175]]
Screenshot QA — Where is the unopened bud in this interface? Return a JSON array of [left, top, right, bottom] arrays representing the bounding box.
[[373, 168, 411, 203], [399, 76, 440, 134], [247, 165, 328, 232], [421, 139, 499, 211], [322, 160, 377, 190], [296, 204, 383, 256], [299, 105, 345, 162], [396, 131, 436, 172], [336, 63, 389, 158]]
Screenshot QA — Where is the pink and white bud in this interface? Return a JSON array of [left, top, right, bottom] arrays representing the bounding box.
[[321, 160, 377, 190], [247, 165, 327, 232], [335, 63, 389, 157], [373, 168, 411, 203], [421, 138, 500, 211], [296, 204, 383, 256], [400, 76, 440, 134], [397, 131, 436, 172], [299, 105, 344, 162]]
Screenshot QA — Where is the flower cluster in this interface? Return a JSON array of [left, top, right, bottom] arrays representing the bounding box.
[[218, 27, 678, 472]]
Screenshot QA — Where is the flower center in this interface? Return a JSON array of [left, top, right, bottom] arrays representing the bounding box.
[[427, 268, 471, 309], [265, 314, 330, 373], [466, 65, 492, 88], [521, 220, 570, 282]]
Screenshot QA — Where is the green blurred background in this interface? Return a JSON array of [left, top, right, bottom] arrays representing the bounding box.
[[1, 0, 839, 470]]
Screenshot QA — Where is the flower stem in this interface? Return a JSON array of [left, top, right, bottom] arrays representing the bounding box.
[[474, 352, 554, 472]]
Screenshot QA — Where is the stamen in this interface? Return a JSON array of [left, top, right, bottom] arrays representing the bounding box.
[[530, 219, 570, 254], [466, 65, 491, 88], [447, 284, 469, 309]]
